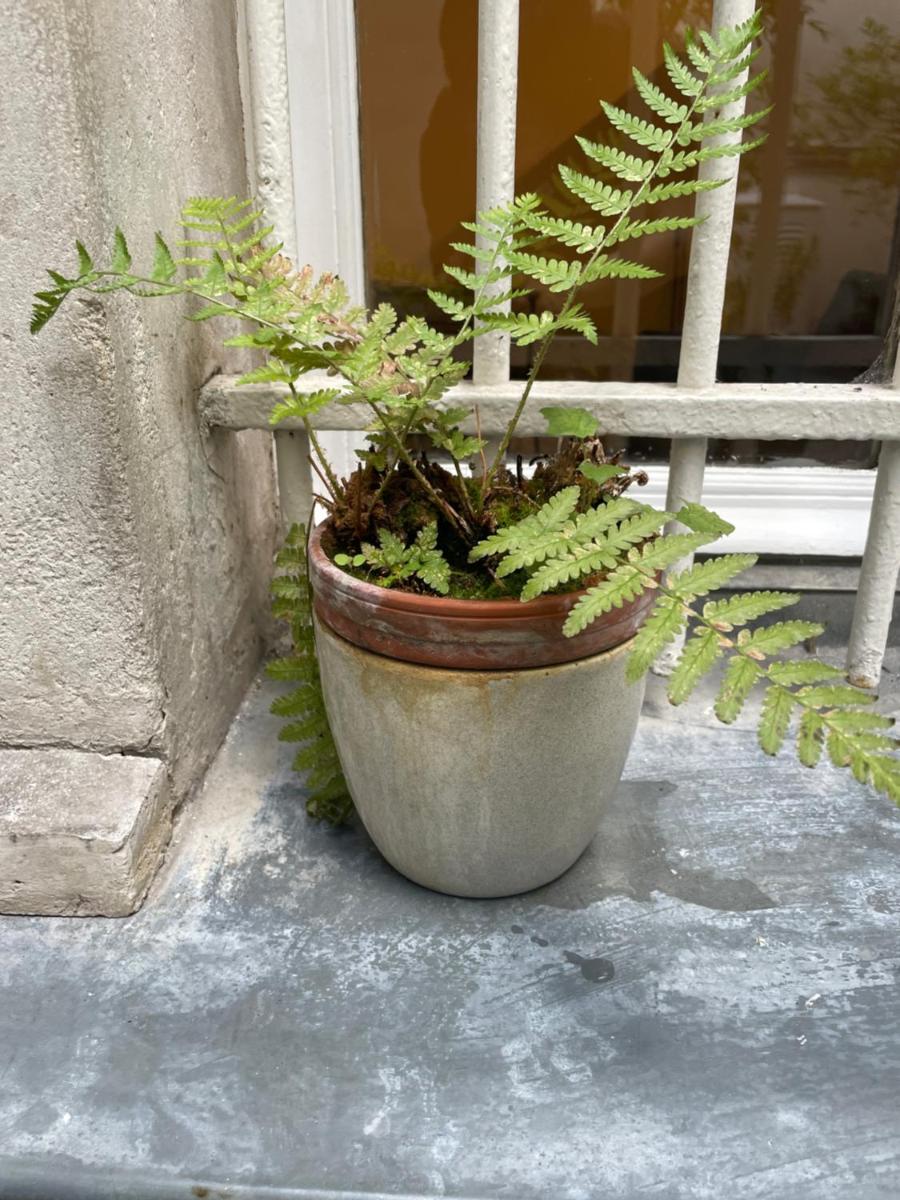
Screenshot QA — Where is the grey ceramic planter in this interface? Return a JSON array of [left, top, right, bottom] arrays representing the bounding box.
[[314, 615, 645, 898]]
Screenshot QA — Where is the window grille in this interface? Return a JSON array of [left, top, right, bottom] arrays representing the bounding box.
[[220, 0, 900, 688]]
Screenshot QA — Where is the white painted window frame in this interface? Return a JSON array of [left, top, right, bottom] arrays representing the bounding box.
[[231, 0, 900, 686]]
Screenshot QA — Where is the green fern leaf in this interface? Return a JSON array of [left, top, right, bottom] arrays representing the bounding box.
[[625, 595, 686, 682], [540, 406, 599, 439], [796, 685, 875, 709], [703, 591, 799, 630], [563, 565, 650, 637], [663, 43, 703, 97], [556, 308, 598, 344], [416, 555, 451, 595], [740, 620, 824, 656], [714, 655, 761, 723], [266, 656, 314, 682], [479, 310, 556, 345], [506, 251, 582, 291], [518, 500, 650, 598], [524, 214, 605, 253], [686, 106, 771, 143], [633, 531, 709, 573], [670, 553, 757, 599], [471, 486, 582, 563], [632, 68, 688, 124], [75, 240, 94, 277], [642, 178, 724, 206], [427, 289, 469, 319], [825, 710, 894, 734], [683, 30, 712, 73], [668, 627, 722, 704], [673, 502, 735, 538], [237, 362, 293, 386], [599, 102, 671, 150], [865, 755, 900, 804], [559, 166, 632, 214], [766, 661, 844, 687], [111, 228, 132, 273], [582, 256, 662, 282], [797, 709, 825, 768], [151, 233, 177, 283], [269, 388, 342, 426], [575, 137, 652, 181], [608, 216, 702, 246], [694, 71, 768, 112], [758, 685, 795, 755]]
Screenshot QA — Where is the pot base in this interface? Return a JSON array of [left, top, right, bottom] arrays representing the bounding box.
[[315, 616, 646, 899]]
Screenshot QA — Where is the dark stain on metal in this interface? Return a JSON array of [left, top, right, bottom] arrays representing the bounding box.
[[530, 779, 777, 913], [563, 950, 615, 983]]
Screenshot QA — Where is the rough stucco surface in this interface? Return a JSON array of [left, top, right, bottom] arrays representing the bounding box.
[[0, 675, 898, 1199], [0, 1, 276, 796]]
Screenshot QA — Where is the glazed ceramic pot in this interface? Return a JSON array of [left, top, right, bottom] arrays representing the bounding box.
[[309, 523, 649, 898]]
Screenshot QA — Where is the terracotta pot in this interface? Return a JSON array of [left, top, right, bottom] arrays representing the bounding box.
[[308, 521, 650, 898], [308, 523, 654, 671]]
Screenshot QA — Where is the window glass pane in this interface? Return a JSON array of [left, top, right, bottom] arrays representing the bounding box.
[[356, 0, 898, 466]]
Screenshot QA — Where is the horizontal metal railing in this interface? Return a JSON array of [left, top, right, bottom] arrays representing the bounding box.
[[198, 371, 900, 687]]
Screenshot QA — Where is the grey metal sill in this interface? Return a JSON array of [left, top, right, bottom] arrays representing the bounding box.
[[1, 670, 898, 1200]]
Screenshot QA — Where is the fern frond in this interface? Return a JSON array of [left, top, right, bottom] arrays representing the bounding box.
[[796, 685, 875, 709], [563, 565, 651, 636], [269, 389, 343, 426], [478, 310, 557, 345], [663, 43, 703, 97], [606, 215, 703, 245], [741, 621, 824, 657], [702, 591, 799, 630], [469, 486, 581, 561], [522, 214, 605, 253], [267, 523, 352, 824], [669, 553, 757, 599], [517, 500, 656, 597], [796, 709, 825, 768], [559, 166, 632, 214], [632, 68, 688, 124], [674, 503, 736, 538], [505, 251, 582, 292], [668, 626, 723, 704], [766, 661, 844, 686], [758, 685, 795, 755], [599, 102, 671, 150], [684, 106, 772, 143], [582, 256, 662, 282], [714, 655, 761, 723], [575, 137, 652, 181], [625, 595, 687, 682], [641, 178, 724, 206]]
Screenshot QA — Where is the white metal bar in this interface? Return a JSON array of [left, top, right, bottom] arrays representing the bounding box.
[[237, 0, 298, 262], [283, 0, 365, 481], [238, 0, 309, 534], [658, 0, 757, 671], [273, 430, 314, 532], [674, 0, 757, 391], [201, 376, 900, 439], [473, 0, 519, 388], [848, 352, 900, 686]]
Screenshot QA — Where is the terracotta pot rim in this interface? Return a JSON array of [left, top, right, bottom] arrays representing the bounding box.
[[308, 521, 587, 618]]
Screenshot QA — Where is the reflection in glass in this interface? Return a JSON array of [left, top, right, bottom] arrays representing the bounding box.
[[356, 0, 899, 464]]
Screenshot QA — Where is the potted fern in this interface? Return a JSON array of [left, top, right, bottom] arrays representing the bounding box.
[[33, 13, 900, 897]]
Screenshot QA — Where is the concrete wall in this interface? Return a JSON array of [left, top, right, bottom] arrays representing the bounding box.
[[0, 0, 277, 802]]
